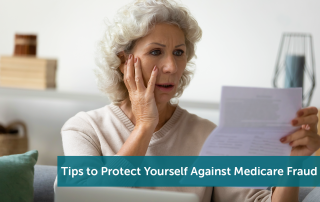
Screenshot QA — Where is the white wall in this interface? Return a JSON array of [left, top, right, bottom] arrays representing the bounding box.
[[0, 0, 319, 106], [0, 0, 319, 165], [189, 0, 320, 105]]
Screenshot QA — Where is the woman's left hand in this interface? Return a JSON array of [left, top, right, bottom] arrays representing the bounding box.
[[280, 106, 320, 156]]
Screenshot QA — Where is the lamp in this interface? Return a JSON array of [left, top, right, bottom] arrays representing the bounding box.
[[273, 33, 316, 107]]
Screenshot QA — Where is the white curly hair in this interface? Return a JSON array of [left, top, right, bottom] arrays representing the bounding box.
[[95, 0, 202, 103]]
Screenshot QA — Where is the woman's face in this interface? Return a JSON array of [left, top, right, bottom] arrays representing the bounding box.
[[129, 23, 187, 104]]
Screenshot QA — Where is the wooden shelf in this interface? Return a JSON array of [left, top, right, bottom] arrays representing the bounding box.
[[0, 87, 109, 103], [0, 87, 220, 110]]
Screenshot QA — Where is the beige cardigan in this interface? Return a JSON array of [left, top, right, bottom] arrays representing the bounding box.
[[56, 103, 273, 202]]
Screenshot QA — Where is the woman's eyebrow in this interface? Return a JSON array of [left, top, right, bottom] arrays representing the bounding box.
[[146, 42, 186, 48], [175, 44, 186, 48]]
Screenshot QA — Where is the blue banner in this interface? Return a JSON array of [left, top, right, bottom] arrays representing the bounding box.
[[57, 156, 320, 187]]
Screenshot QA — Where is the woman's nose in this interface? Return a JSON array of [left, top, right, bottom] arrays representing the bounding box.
[[161, 54, 178, 74]]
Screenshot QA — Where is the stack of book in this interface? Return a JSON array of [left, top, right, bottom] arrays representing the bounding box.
[[0, 56, 57, 89]]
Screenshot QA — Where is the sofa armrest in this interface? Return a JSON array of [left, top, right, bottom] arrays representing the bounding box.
[[33, 165, 57, 202]]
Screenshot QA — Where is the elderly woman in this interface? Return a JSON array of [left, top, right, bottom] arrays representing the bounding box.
[[57, 0, 320, 201]]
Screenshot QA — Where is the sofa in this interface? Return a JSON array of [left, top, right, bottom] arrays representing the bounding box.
[[34, 165, 318, 202], [34, 165, 57, 202]]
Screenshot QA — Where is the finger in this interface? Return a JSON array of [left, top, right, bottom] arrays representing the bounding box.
[[123, 60, 131, 91], [134, 57, 146, 91], [281, 129, 308, 144], [289, 136, 309, 147], [146, 66, 158, 94], [292, 114, 318, 126], [289, 136, 320, 152], [126, 54, 137, 91], [296, 107, 318, 117]]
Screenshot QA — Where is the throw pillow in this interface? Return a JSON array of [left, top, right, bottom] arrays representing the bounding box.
[[0, 150, 38, 202]]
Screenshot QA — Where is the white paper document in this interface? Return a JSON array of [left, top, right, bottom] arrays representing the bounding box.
[[200, 86, 302, 156]]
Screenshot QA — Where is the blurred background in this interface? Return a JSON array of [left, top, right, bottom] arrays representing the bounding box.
[[0, 0, 319, 165]]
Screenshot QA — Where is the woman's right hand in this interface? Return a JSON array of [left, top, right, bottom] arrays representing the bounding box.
[[124, 54, 159, 130]]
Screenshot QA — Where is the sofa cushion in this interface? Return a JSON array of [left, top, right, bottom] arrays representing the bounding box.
[[0, 150, 38, 202]]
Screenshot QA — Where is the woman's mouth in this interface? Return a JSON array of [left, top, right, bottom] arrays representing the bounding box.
[[155, 83, 175, 92]]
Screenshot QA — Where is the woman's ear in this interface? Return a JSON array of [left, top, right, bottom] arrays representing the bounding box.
[[117, 51, 127, 74]]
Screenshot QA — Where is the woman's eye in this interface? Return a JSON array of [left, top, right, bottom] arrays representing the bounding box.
[[150, 50, 161, 56], [173, 50, 184, 56]]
